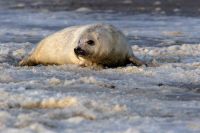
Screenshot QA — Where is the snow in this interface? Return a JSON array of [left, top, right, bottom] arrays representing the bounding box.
[[0, 9, 200, 133]]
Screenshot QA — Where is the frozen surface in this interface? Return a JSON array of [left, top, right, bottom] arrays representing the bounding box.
[[0, 9, 200, 133]]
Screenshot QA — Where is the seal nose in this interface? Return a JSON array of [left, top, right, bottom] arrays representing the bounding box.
[[74, 46, 87, 56], [74, 46, 82, 54]]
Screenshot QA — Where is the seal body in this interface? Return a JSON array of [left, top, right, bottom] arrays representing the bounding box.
[[19, 23, 145, 67]]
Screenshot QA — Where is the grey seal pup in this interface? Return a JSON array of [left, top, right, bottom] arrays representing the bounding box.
[[19, 23, 147, 67]]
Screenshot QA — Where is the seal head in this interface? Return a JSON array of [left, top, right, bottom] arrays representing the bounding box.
[[74, 40, 95, 58]]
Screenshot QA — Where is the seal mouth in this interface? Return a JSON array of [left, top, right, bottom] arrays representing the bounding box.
[[74, 47, 88, 58]]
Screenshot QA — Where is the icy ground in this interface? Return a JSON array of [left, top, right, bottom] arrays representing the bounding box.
[[0, 9, 200, 133]]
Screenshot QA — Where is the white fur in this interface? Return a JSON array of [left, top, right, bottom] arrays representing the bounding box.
[[19, 24, 134, 67]]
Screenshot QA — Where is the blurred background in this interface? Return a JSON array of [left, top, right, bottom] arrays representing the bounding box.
[[0, 0, 199, 16]]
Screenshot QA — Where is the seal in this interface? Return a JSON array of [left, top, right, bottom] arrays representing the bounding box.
[[19, 23, 147, 67]]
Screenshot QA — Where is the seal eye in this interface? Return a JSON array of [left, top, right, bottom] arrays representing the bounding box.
[[86, 40, 95, 46]]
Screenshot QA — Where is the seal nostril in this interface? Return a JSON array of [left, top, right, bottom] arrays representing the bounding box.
[[74, 46, 87, 56], [74, 47, 83, 55], [76, 47, 81, 51], [74, 47, 81, 52]]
